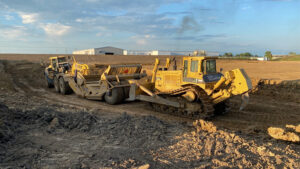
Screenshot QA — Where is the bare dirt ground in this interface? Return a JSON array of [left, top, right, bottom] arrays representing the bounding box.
[[0, 58, 299, 168], [217, 60, 300, 81], [2, 54, 300, 80]]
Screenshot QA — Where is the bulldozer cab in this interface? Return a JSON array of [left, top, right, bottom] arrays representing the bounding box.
[[182, 56, 221, 83]]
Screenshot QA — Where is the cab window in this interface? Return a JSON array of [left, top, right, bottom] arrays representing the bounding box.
[[57, 57, 66, 63], [183, 60, 188, 77], [206, 60, 216, 73], [190, 60, 198, 72], [201, 61, 205, 73], [52, 59, 57, 69]]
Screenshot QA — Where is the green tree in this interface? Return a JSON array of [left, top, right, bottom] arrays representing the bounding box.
[[236, 52, 252, 57], [264, 51, 272, 60], [224, 52, 233, 57], [242, 52, 252, 57], [289, 52, 296, 56]]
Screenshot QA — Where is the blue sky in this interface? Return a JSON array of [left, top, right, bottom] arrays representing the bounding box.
[[0, 0, 299, 55]]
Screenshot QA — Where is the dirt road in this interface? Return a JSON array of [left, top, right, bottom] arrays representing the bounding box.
[[0, 60, 299, 168]]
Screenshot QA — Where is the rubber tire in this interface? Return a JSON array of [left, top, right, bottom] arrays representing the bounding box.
[[59, 77, 72, 95], [104, 88, 124, 105], [45, 75, 53, 88], [54, 76, 60, 93]]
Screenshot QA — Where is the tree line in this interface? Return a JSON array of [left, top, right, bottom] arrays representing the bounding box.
[[221, 51, 299, 60], [221, 51, 273, 60], [222, 52, 258, 57]]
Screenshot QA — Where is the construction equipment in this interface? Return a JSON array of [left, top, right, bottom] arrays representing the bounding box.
[[44, 55, 252, 120], [128, 56, 252, 119], [67, 57, 147, 104], [44, 56, 73, 94], [44, 55, 147, 104]]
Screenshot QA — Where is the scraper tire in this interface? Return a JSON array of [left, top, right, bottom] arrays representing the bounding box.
[[59, 77, 72, 95], [105, 88, 124, 105], [45, 75, 53, 88], [54, 76, 60, 93]]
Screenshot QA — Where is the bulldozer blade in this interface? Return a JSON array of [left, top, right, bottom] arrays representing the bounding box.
[[239, 92, 249, 111]]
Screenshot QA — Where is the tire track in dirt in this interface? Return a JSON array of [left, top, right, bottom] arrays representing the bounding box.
[[214, 93, 300, 131], [2, 61, 30, 94]]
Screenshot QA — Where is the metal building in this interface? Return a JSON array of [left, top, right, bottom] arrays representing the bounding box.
[[73, 46, 125, 55]]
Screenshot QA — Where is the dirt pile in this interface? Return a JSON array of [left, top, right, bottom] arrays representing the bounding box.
[[287, 124, 300, 133], [268, 125, 300, 143], [1, 97, 300, 168], [155, 120, 300, 168], [0, 102, 183, 168], [193, 119, 217, 133]]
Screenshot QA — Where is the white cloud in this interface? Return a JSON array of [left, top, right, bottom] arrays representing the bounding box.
[[41, 23, 71, 36], [75, 18, 83, 22], [136, 39, 146, 45], [144, 34, 155, 39], [4, 14, 14, 20], [96, 32, 102, 37], [130, 34, 156, 45], [0, 26, 28, 40], [19, 13, 39, 24], [85, 0, 99, 2]]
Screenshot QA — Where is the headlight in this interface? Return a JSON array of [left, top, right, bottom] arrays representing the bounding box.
[[196, 79, 203, 83]]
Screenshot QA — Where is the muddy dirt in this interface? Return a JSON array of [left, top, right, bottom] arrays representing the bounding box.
[[0, 101, 183, 168], [0, 59, 300, 168]]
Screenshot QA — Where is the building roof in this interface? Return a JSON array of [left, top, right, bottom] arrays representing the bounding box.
[[95, 46, 124, 50]]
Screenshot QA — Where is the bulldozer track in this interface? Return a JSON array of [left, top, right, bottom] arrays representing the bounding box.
[[151, 86, 216, 120]]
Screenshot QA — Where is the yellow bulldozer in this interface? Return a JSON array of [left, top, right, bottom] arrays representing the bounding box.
[[128, 56, 252, 119]]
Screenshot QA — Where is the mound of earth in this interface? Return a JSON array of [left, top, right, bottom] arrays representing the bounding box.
[[268, 126, 300, 143], [1, 101, 299, 168], [0, 101, 182, 168], [156, 122, 300, 168]]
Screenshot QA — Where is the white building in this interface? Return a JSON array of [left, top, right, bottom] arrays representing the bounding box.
[[73, 46, 125, 55], [124, 50, 219, 56], [257, 57, 268, 61], [73, 47, 219, 56]]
